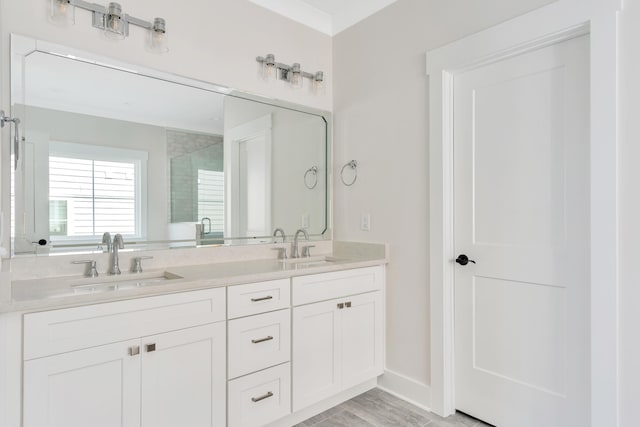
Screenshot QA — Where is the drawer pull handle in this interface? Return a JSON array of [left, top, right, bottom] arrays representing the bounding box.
[[252, 336, 274, 344], [345, 301, 352, 308], [128, 346, 140, 356], [251, 391, 274, 403], [337, 303, 345, 309], [145, 343, 156, 352], [251, 295, 273, 302]]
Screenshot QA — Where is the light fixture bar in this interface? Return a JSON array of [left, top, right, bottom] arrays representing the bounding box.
[[61, 1, 160, 35], [256, 55, 324, 84]]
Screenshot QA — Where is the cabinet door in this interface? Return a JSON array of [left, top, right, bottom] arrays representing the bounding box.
[[341, 291, 384, 389], [24, 339, 141, 427], [292, 299, 341, 411], [140, 322, 226, 427]]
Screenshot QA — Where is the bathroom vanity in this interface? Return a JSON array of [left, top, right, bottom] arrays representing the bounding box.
[[0, 33, 383, 427], [0, 242, 387, 427]]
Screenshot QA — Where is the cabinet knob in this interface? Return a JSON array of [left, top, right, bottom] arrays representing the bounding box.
[[145, 343, 156, 352], [128, 346, 140, 356]]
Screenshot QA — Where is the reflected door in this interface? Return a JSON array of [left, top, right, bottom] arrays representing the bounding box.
[[226, 115, 272, 239], [453, 36, 590, 426]]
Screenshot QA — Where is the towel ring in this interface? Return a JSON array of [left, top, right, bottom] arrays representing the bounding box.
[[304, 166, 318, 189], [340, 160, 358, 186]]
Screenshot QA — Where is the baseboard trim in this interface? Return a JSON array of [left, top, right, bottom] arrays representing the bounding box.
[[377, 369, 432, 412]]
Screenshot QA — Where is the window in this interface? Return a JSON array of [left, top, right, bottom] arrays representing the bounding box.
[[48, 142, 147, 241], [197, 169, 224, 233]]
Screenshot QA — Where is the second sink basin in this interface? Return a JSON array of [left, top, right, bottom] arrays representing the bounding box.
[[283, 256, 347, 268]]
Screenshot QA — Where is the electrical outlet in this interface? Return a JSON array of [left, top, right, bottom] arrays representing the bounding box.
[[360, 213, 371, 231]]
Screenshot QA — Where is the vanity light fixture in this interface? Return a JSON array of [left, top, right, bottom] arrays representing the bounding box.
[[256, 54, 324, 93], [49, 0, 168, 52]]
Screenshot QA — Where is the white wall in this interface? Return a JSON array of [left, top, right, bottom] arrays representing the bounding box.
[[618, 2, 639, 426], [332, 0, 555, 395], [0, 0, 332, 254]]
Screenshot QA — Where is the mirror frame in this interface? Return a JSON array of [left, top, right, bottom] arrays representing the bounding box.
[[8, 34, 332, 257]]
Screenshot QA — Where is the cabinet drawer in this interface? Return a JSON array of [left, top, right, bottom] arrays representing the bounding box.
[[292, 266, 383, 306], [228, 363, 291, 427], [24, 287, 226, 360], [227, 279, 290, 319], [228, 309, 290, 379]]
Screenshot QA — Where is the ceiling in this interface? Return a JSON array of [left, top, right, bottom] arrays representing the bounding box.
[[248, 0, 398, 35]]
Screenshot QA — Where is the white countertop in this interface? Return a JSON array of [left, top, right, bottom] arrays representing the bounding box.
[[2, 242, 387, 313]]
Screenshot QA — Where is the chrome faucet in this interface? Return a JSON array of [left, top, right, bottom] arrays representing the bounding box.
[[292, 229, 309, 258], [201, 217, 211, 236], [72, 260, 99, 278], [101, 232, 112, 253], [198, 217, 212, 243], [109, 234, 125, 275], [273, 228, 286, 243]]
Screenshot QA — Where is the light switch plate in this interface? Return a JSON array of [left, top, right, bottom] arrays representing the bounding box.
[[360, 213, 371, 231]]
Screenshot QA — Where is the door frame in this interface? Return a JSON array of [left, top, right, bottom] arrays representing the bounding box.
[[426, 0, 622, 424], [224, 114, 272, 240]]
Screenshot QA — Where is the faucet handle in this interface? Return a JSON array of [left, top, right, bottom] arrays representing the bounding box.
[[132, 256, 153, 273], [272, 247, 288, 260], [301, 245, 316, 258], [72, 260, 99, 278]]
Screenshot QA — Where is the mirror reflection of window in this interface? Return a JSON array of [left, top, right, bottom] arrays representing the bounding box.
[[49, 157, 136, 237], [47, 142, 147, 242], [197, 169, 224, 234]]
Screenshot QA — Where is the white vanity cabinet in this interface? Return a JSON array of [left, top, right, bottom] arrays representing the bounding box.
[[291, 266, 384, 412], [22, 288, 227, 427], [9, 263, 387, 427]]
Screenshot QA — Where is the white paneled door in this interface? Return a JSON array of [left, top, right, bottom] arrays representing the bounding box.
[[453, 35, 590, 427]]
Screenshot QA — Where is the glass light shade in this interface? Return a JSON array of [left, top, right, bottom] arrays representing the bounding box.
[[104, 15, 126, 39], [147, 18, 168, 53], [312, 72, 325, 95], [262, 54, 277, 80], [290, 63, 303, 89], [148, 30, 169, 53], [49, 0, 75, 25], [104, 3, 126, 40]]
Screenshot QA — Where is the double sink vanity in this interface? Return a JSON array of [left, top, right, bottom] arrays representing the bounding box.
[[0, 34, 385, 427], [0, 241, 387, 427]]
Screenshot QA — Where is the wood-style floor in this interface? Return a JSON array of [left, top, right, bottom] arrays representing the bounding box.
[[295, 388, 491, 427]]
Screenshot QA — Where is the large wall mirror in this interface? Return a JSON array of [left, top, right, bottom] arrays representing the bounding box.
[[9, 35, 329, 255]]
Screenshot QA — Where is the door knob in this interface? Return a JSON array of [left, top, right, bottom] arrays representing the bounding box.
[[455, 254, 476, 265]]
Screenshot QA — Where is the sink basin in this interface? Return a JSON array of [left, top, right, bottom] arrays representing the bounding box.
[[283, 256, 347, 268], [70, 272, 183, 294]]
